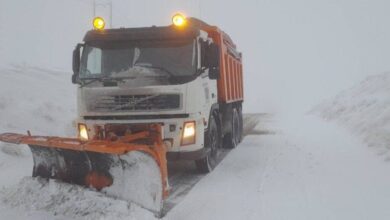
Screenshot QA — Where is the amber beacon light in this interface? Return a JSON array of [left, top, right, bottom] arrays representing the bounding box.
[[172, 13, 187, 27], [93, 17, 105, 30]]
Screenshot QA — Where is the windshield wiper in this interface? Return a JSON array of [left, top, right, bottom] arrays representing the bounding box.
[[134, 64, 175, 77], [80, 76, 124, 88]]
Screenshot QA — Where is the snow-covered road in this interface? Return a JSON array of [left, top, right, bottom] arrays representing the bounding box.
[[1, 112, 390, 219], [166, 114, 390, 220]]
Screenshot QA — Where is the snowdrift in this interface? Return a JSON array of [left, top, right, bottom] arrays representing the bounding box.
[[1, 177, 156, 220], [312, 72, 390, 159], [0, 64, 76, 189], [0, 64, 75, 136]]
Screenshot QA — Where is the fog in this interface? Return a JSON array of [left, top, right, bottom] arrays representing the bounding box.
[[1, 0, 389, 114]]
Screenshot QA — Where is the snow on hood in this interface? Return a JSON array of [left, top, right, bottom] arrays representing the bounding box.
[[110, 66, 170, 88]]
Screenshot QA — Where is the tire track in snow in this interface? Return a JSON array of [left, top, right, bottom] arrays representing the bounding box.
[[163, 114, 270, 217]]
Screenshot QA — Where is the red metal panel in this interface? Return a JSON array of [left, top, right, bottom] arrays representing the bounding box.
[[236, 62, 241, 99], [224, 54, 230, 101], [231, 59, 236, 100], [238, 62, 242, 99], [213, 32, 228, 103], [233, 58, 238, 100], [238, 62, 242, 100], [234, 61, 239, 100], [229, 56, 234, 101], [206, 27, 244, 104], [239, 64, 244, 100]]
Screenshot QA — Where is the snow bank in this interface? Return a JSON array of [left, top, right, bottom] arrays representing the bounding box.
[[0, 64, 76, 136], [0, 64, 75, 188], [312, 72, 390, 159], [1, 177, 156, 220]]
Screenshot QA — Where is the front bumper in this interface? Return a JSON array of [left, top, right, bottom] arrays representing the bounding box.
[[77, 113, 205, 155]]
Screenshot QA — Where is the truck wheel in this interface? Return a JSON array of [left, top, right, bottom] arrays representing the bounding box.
[[195, 115, 220, 173], [223, 108, 239, 149], [238, 106, 243, 143]]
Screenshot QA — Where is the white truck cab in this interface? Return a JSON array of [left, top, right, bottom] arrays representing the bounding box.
[[72, 15, 244, 172]]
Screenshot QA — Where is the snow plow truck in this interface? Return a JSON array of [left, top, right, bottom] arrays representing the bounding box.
[[0, 14, 244, 215]]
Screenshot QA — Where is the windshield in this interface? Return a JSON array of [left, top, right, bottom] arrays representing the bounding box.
[[79, 39, 197, 86]]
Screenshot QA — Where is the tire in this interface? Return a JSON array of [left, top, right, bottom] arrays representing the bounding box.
[[238, 106, 243, 143], [195, 114, 220, 173], [223, 108, 239, 149]]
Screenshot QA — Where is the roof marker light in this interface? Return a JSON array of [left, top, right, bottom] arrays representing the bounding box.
[[93, 17, 105, 30], [172, 13, 187, 27]]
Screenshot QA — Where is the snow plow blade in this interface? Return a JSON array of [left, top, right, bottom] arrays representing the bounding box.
[[0, 124, 168, 216]]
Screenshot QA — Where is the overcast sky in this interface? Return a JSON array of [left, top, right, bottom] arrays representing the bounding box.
[[1, 0, 389, 113]]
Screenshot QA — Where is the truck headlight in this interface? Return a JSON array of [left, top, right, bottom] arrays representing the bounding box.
[[181, 121, 196, 146], [78, 123, 89, 141]]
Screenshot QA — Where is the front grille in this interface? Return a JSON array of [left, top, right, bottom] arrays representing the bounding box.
[[89, 94, 181, 112]]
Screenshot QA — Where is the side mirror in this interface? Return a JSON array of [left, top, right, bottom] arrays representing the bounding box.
[[72, 44, 83, 84], [206, 43, 220, 80]]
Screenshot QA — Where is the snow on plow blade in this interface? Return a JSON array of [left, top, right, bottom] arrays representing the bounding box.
[[0, 124, 168, 216]]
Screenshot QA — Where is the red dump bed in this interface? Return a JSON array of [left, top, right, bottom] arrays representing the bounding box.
[[206, 28, 244, 104]]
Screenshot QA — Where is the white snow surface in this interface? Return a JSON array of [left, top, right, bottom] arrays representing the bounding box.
[[1, 65, 390, 219], [312, 72, 390, 160], [1, 177, 155, 220], [0, 64, 76, 136], [165, 115, 390, 220], [0, 64, 76, 189]]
